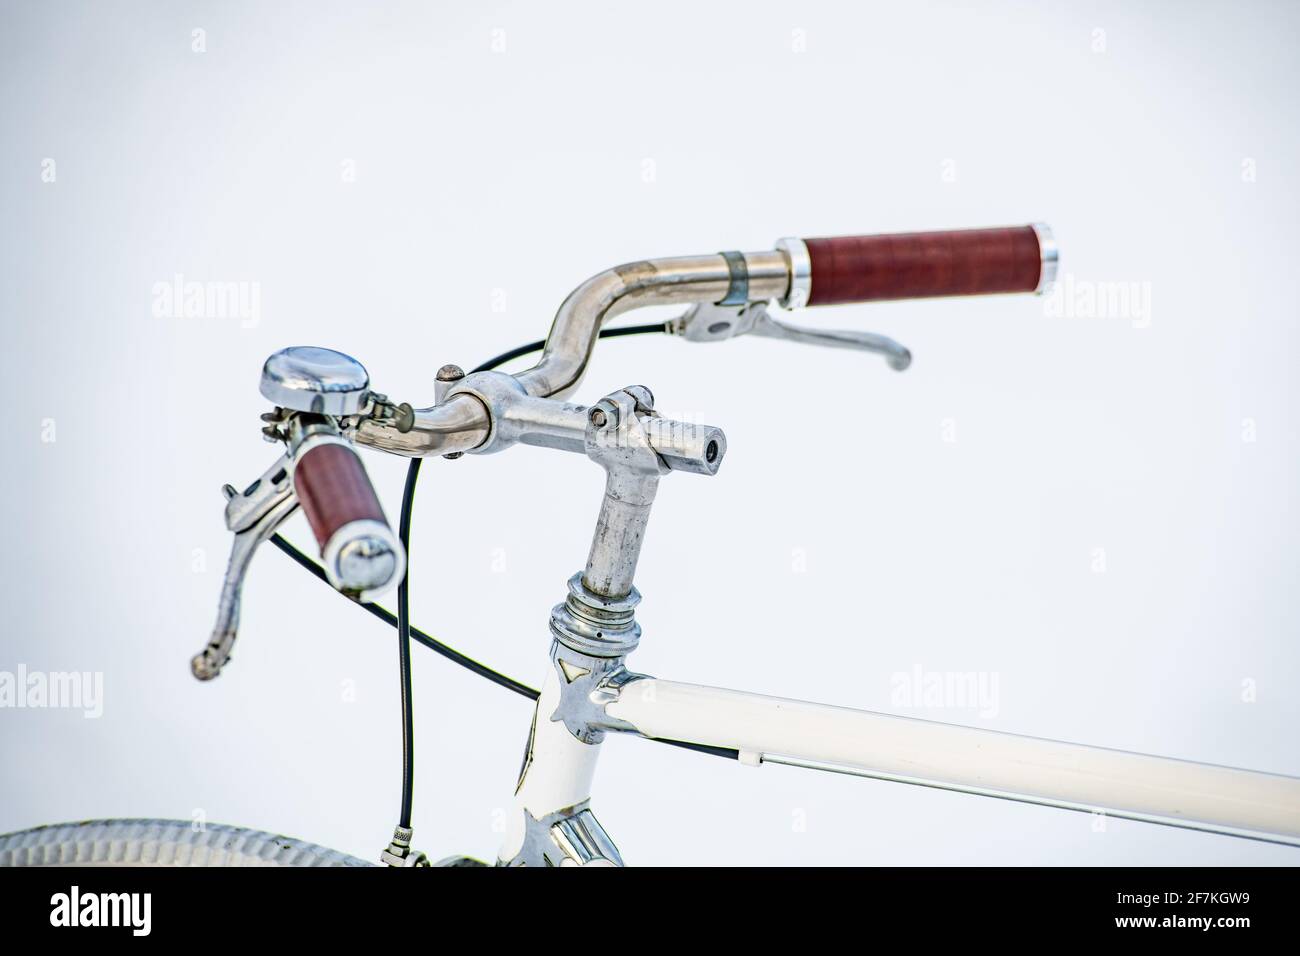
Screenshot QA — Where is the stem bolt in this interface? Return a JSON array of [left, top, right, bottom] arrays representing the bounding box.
[[436, 365, 468, 458]]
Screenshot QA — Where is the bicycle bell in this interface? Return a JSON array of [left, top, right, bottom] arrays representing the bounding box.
[[260, 346, 372, 415]]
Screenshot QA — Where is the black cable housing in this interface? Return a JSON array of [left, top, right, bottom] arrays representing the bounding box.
[[394, 457, 420, 829]]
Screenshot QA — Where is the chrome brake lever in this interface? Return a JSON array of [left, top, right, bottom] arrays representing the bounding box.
[[668, 301, 912, 371], [191, 453, 299, 681]]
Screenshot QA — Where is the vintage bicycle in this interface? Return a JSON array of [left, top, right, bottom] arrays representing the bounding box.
[[4, 225, 1298, 867]]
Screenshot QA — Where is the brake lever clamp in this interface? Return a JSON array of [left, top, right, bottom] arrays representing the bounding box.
[[668, 300, 913, 370]]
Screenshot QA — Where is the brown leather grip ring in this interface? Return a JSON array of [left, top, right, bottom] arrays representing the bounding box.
[[293, 441, 388, 551], [803, 225, 1044, 306]]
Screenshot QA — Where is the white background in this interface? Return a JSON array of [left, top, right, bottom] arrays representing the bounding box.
[[2, 0, 1297, 865]]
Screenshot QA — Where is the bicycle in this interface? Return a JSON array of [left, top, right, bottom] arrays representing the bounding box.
[[4, 225, 1298, 867]]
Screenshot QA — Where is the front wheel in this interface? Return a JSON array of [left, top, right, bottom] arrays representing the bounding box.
[[0, 819, 373, 867]]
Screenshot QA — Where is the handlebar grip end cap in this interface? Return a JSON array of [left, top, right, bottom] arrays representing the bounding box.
[[322, 518, 406, 601], [1030, 222, 1059, 293]]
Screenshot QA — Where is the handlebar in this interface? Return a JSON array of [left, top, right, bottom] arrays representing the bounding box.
[[355, 223, 1056, 459]]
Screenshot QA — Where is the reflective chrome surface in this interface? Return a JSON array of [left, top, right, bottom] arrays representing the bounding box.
[[322, 518, 405, 601], [354, 392, 490, 458], [514, 247, 787, 399], [335, 531, 398, 591], [436, 370, 727, 471], [1031, 222, 1059, 293], [503, 800, 624, 868], [775, 237, 811, 308], [549, 809, 623, 867], [260, 347, 371, 415], [515, 256, 733, 399], [352, 251, 791, 457]]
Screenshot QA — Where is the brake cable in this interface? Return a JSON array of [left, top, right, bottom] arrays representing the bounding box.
[[270, 533, 538, 697], [394, 456, 420, 832], [267, 319, 734, 843]]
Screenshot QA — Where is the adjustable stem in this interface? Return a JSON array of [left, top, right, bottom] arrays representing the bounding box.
[[499, 385, 726, 866], [583, 473, 659, 600], [580, 386, 667, 599]]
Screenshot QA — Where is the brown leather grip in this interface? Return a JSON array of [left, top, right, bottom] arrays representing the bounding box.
[[804, 225, 1044, 306], [293, 441, 388, 551]]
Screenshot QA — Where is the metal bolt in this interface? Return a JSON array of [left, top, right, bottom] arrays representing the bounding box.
[[394, 402, 415, 433], [439, 366, 468, 458], [435, 365, 468, 444], [589, 407, 607, 428]]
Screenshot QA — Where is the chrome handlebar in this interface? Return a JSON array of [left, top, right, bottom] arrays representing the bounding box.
[[353, 245, 905, 459]]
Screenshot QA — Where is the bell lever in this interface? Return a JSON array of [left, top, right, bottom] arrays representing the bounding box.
[[668, 301, 912, 371]]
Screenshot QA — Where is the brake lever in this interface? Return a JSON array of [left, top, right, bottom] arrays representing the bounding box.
[[668, 301, 912, 371], [191, 453, 299, 681]]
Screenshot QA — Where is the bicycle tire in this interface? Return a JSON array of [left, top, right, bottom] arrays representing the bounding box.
[[0, 818, 373, 867]]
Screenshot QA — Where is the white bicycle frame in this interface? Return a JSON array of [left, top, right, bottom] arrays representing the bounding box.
[[507, 676, 1300, 861], [477, 374, 1300, 864], [201, 236, 1300, 865]]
